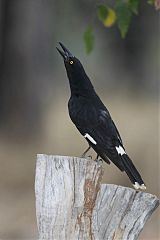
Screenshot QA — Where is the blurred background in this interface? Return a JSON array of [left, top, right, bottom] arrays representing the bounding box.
[[0, 0, 159, 239]]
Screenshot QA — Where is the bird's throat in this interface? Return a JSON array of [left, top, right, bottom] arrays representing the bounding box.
[[67, 70, 95, 97]]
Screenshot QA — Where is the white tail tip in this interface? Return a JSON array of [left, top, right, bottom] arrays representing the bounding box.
[[133, 182, 146, 190]]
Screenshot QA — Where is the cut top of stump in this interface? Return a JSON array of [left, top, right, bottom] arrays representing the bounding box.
[[35, 154, 159, 240]]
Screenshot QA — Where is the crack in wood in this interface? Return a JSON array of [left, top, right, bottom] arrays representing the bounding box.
[[35, 155, 159, 240]]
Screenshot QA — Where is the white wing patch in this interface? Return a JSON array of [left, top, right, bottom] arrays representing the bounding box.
[[116, 145, 126, 155], [84, 133, 97, 145]]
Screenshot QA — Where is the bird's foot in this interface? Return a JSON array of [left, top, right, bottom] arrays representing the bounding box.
[[94, 155, 103, 163], [95, 158, 103, 163], [81, 154, 92, 160]]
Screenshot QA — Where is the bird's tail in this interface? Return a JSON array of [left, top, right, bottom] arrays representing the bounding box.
[[120, 154, 146, 190]]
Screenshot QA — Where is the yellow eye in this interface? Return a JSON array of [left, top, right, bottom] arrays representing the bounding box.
[[70, 60, 74, 64]]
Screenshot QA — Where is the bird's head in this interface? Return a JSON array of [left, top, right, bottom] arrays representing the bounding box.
[[57, 42, 94, 95], [56, 42, 84, 75]]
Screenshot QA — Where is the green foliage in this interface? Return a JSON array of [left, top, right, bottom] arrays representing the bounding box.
[[84, 27, 94, 54], [97, 5, 109, 21], [129, 0, 139, 14], [83, 0, 157, 53], [115, 0, 140, 38], [115, 0, 133, 38], [97, 5, 116, 27]]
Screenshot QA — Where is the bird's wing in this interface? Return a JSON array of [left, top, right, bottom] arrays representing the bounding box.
[[76, 107, 125, 170], [77, 108, 124, 156], [99, 109, 123, 145]]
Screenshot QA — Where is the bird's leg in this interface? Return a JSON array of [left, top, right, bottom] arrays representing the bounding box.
[[94, 154, 99, 161], [94, 154, 103, 163], [81, 146, 91, 158]]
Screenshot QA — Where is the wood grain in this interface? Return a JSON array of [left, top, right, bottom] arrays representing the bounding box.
[[35, 154, 159, 240]]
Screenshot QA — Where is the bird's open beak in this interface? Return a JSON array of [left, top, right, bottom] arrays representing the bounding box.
[[56, 42, 74, 61]]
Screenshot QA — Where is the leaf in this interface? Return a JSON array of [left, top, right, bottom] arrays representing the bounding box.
[[115, 0, 133, 38], [97, 5, 108, 21], [103, 8, 117, 27], [97, 5, 116, 27], [129, 0, 139, 15], [84, 27, 94, 54]]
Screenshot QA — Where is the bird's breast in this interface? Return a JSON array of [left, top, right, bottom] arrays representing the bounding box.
[[68, 96, 97, 126]]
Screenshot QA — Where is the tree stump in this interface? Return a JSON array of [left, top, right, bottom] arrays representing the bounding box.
[[35, 154, 159, 240]]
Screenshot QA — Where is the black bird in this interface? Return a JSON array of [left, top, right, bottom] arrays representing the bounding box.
[[57, 42, 146, 190]]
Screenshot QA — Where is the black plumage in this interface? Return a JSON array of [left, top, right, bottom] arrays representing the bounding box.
[[57, 42, 146, 190]]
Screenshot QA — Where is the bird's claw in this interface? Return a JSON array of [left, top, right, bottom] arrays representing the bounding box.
[[81, 154, 92, 160], [95, 158, 103, 163]]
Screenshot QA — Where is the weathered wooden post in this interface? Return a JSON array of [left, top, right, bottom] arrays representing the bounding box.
[[35, 154, 159, 240]]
